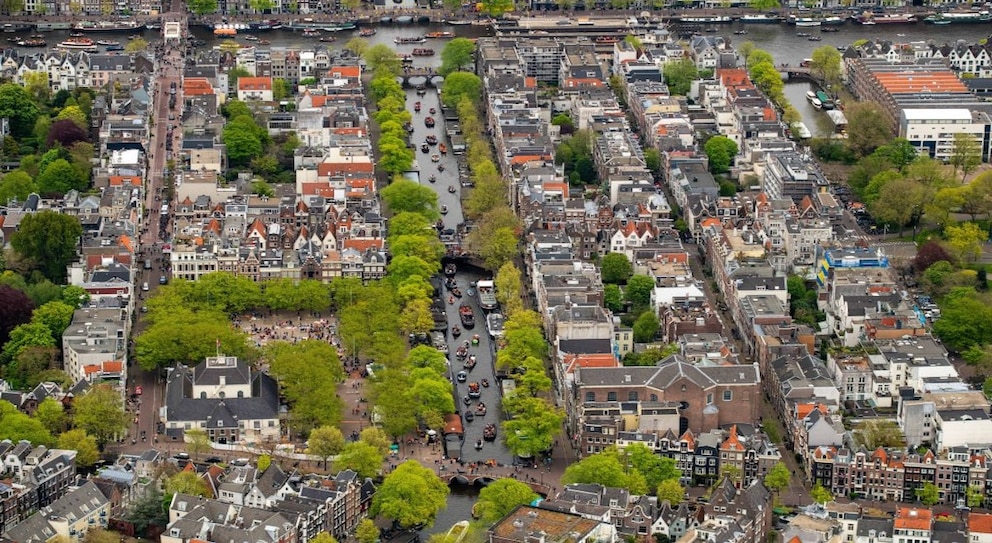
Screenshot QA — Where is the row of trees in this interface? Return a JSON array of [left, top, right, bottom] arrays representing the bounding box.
[[450, 77, 522, 272], [739, 44, 803, 133], [366, 45, 415, 175], [563, 444, 684, 501]]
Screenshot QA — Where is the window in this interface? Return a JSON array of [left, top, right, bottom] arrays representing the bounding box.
[[586, 392, 596, 402], [608, 392, 617, 402], [723, 390, 732, 401], [238, 391, 244, 398], [628, 391, 638, 401], [650, 394, 658, 402], [706, 393, 713, 405], [200, 392, 206, 399]]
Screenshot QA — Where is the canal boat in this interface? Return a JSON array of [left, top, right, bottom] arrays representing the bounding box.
[[476, 280, 498, 311], [820, 16, 845, 25], [809, 97, 822, 109], [816, 90, 835, 109], [858, 12, 916, 24], [414, 101, 421, 112], [96, 39, 120, 46], [444, 263, 456, 277], [426, 31, 454, 38], [425, 117, 435, 128], [486, 313, 504, 338], [412, 48, 435, 56], [441, 205, 449, 215], [468, 383, 481, 398], [426, 135, 438, 145], [439, 143, 447, 155], [322, 22, 357, 31], [302, 29, 321, 37], [395, 36, 426, 44], [319, 36, 336, 42], [459, 304, 475, 329], [808, 35, 822, 41], [925, 11, 992, 24], [431, 154, 441, 162], [794, 17, 821, 26], [446, 19, 473, 25], [739, 14, 781, 23], [595, 36, 619, 44], [57, 37, 97, 50], [820, 26, 840, 32], [416, 85, 427, 95], [421, 143, 430, 153], [73, 20, 146, 32], [359, 28, 376, 36], [483, 424, 497, 441], [18, 38, 46, 47]]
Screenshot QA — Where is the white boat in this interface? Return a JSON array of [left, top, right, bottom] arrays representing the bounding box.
[[810, 97, 822, 109], [794, 122, 812, 139], [806, 90, 817, 100], [486, 313, 505, 338], [477, 280, 498, 311], [795, 18, 822, 26]]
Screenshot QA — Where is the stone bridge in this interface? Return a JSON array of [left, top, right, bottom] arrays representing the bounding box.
[[397, 69, 444, 88], [781, 66, 817, 82], [441, 472, 551, 496]]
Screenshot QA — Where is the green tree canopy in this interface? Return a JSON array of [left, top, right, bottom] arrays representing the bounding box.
[[266, 340, 345, 432], [0, 400, 52, 445], [308, 425, 346, 469], [364, 44, 402, 76], [704, 136, 739, 174], [165, 471, 210, 497], [441, 72, 482, 108], [663, 58, 699, 96], [73, 384, 129, 447], [475, 479, 539, 524], [381, 179, 440, 220], [57, 429, 99, 467], [371, 460, 449, 529], [0, 171, 37, 204], [601, 253, 633, 284], [624, 275, 655, 308], [0, 83, 40, 138], [10, 210, 82, 283], [502, 394, 563, 459], [439, 38, 476, 77]]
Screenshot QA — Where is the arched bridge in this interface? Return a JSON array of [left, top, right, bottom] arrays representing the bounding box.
[[398, 69, 443, 88], [441, 472, 551, 496], [781, 66, 817, 82]]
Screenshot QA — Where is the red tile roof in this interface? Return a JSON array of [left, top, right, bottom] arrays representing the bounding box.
[[895, 508, 932, 531]]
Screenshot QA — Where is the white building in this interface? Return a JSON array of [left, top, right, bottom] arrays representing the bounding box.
[[899, 108, 991, 163], [61, 307, 128, 386]]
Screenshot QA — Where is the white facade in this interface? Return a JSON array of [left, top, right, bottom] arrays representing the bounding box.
[[899, 108, 990, 162]]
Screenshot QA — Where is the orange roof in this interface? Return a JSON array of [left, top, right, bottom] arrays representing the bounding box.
[[700, 217, 722, 228], [524, 77, 537, 88], [318, 161, 373, 176], [109, 175, 141, 186], [510, 154, 550, 165], [970, 513, 992, 534], [562, 353, 619, 374], [543, 182, 570, 199], [333, 127, 366, 136], [717, 68, 752, 88], [875, 71, 967, 94], [327, 65, 360, 78], [301, 182, 335, 197], [119, 234, 133, 253], [895, 508, 932, 531], [237, 76, 273, 91], [796, 403, 828, 420], [184, 78, 215, 96], [721, 425, 745, 451], [343, 239, 383, 251]]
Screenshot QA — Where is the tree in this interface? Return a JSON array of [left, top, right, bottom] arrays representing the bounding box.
[[266, 341, 344, 433], [0, 83, 40, 138], [562, 450, 649, 494], [72, 384, 129, 447], [0, 284, 33, 345], [381, 180, 439, 220], [502, 395, 564, 459], [515, 358, 553, 397], [601, 253, 633, 284], [763, 462, 790, 497], [339, 440, 383, 478], [311, 534, 339, 543], [31, 301, 75, 342], [439, 38, 476, 77], [662, 59, 698, 96], [371, 460, 449, 529], [223, 116, 265, 168], [656, 479, 686, 505], [272, 78, 291, 101], [913, 241, 954, 273], [360, 427, 393, 456], [934, 287, 992, 352], [625, 443, 680, 491], [945, 222, 988, 263], [478, 0, 513, 17], [748, 0, 779, 8], [34, 397, 65, 434], [308, 425, 346, 469], [46, 119, 89, 149], [604, 284, 623, 313], [468, 207, 521, 271], [364, 44, 402, 76], [9, 210, 81, 282], [915, 482, 939, 506], [704, 136, 739, 174], [124, 36, 148, 54], [868, 177, 925, 236], [57, 429, 99, 467], [0, 171, 37, 204], [749, 61, 784, 104], [951, 133, 981, 181], [809, 45, 842, 86], [407, 346, 448, 375], [495, 262, 524, 319], [441, 72, 482, 109], [475, 479, 539, 524], [187, 0, 218, 14], [624, 275, 655, 308], [185, 428, 211, 459], [257, 454, 271, 472], [35, 158, 86, 195], [551, 114, 575, 136], [846, 102, 892, 157], [345, 37, 369, 57], [126, 487, 168, 536], [810, 483, 833, 504], [2, 321, 56, 361], [165, 471, 209, 497], [967, 485, 985, 508], [356, 518, 380, 543], [136, 308, 254, 371], [632, 311, 660, 343], [0, 401, 51, 445], [623, 344, 679, 366]]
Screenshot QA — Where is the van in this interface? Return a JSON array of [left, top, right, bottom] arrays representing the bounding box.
[[144, 259, 152, 270], [231, 458, 250, 466], [141, 282, 149, 291]]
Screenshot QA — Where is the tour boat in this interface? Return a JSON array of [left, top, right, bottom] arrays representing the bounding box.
[[425, 31, 454, 38], [359, 28, 376, 36], [58, 37, 97, 50], [412, 48, 435, 56], [395, 36, 426, 44], [96, 39, 120, 46]]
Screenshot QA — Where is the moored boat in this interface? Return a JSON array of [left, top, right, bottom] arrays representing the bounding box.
[[925, 11, 992, 24], [58, 37, 97, 50], [96, 39, 120, 46], [459, 304, 475, 329], [359, 28, 376, 36], [395, 36, 426, 44], [73, 20, 146, 32], [425, 31, 454, 38], [739, 14, 781, 23], [412, 48, 435, 56]]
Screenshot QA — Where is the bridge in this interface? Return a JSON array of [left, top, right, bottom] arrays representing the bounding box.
[[440, 472, 551, 496], [397, 68, 443, 88], [781, 66, 817, 82]]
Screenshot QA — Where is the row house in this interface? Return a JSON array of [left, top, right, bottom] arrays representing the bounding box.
[[0, 440, 78, 528]]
